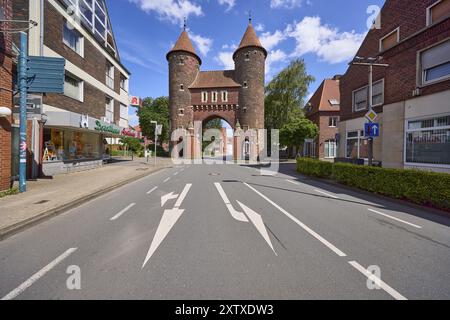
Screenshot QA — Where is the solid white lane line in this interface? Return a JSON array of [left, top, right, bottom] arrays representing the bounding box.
[[286, 179, 300, 185], [237, 201, 277, 256], [173, 171, 179, 176], [244, 182, 347, 257], [110, 203, 136, 221], [163, 177, 171, 183], [314, 189, 339, 199], [147, 187, 158, 195], [174, 184, 192, 208], [1, 248, 78, 300], [214, 183, 249, 222], [368, 209, 422, 229], [348, 261, 407, 300]]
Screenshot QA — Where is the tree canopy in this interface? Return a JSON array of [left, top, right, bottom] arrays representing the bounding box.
[[137, 97, 170, 145], [265, 59, 315, 130], [280, 114, 319, 151]]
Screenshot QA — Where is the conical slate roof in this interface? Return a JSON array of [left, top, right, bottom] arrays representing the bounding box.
[[167, 30, 201, 64], [233, 23, 267, 59]]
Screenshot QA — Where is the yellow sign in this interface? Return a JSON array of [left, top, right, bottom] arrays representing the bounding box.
[[365, 110, 378, 122]]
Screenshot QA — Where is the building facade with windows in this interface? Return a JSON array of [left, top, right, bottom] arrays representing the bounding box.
[[0, 0, 13, 191], [339, 0, 450, 172], [304, 76, 341, 160], [12, 0, 131, 176]]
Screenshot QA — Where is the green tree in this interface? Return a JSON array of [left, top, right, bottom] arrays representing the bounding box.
[[119, 137, 143, 155], [203, 118, 223, 131], [280, 115, 319, 154], [265, 59, 315, 130], [137, 97, 170, 146]]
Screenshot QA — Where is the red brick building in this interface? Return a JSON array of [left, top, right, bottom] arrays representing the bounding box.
[[339, 0, 450, 172], [304, 76, 341, 160], [0, 0, 13, 191]]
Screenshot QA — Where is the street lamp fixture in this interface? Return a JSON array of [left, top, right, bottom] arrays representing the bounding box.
[[350, 56, 389, 166], [151, 121, 157, 166]]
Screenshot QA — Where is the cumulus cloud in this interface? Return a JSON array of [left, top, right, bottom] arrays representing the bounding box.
[[217, 0, 236, 12], [286, 16, 365, 64], [260, 30, 286, 51], [189, 32, 213, 56], [129, 0, 202, 25], [255, 23, 265, 32], [215, 51, 235, 70], [270, 0, 303, 9], [266, 49, 287, 77]]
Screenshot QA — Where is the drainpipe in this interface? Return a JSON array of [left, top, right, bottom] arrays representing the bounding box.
[[40, 0, 44, 56]]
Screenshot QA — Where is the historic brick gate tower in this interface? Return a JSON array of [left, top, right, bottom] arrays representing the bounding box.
[[167, 20, 267, 160]]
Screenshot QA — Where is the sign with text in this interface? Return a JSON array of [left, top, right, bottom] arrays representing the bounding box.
[[129, 96, 141, 107], [27, 56, 65, 93]]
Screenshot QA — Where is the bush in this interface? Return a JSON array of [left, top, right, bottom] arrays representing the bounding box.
[[0, 187, 19, 198], [297, 157, 333, 178], [297, 158, 450, 210]]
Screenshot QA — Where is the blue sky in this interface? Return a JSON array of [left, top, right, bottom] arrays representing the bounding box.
[[107, 0, 385, 125]]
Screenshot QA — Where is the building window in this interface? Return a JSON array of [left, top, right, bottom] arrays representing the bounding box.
[[120, 74, 128, 91], [346, 130, 368, 159], [427, 0, 450, 26], [420, 39, 450, 85], [243, 81, 248, 89], [180, 84, 184, 91], [105, 97, 114, 123], [221, 91, 228, 102], [179, 56, 185, 65], [406, 115, 450, 166], [64, 74, 83, 101], [63, 22, 84, 56], [119, 103, 128, 127], [245, 53, 250, 61], [379, 28, 399, 52], [201, 91, 208, 103], [212, 91, 218, 103], [329, 99, 340, 106], [352, 79, 384, 111], [329, 117, 339, 127], [178, 108, 184, 116], [106, 61, 114, 89], [353, 87, 368, 111], [324, 140, 337, 158]]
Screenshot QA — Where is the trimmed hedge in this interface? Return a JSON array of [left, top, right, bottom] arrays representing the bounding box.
[[296, 157, 333, 178], [297, 158, 450, 210]]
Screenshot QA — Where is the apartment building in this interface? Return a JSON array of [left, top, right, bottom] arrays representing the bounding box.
[[304, 75, 341, 160], [339, 0, 450, 172], [12, 0, 131, 176]]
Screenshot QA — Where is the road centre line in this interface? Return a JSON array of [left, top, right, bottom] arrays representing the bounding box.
[[348, 261, 407, 300], [1, 248, 78, 300], [147, 187, 158, 195], [368, 209, 422, 229], [110, 203, 136, 221], [243, 182, 347, 257], [163, 177, 171, 183], [285, 179, 300, 185]]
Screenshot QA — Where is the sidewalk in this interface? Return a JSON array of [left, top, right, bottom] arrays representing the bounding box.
[[0, 157, 173, 239]]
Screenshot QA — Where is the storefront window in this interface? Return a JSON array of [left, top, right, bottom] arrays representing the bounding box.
[[43, 128, 102, 162], [406, 116, 450, 165], [346, 130, 368, 159]]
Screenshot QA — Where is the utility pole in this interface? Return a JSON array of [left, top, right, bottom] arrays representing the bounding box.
[[350, 56, 389, 166], [19, 32, 28, 193], [151, 121, 157, 166]]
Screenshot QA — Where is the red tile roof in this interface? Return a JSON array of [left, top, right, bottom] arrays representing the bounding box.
[[189, 70, 241, 89], [233, 24, 267, 59], [167, 30, 201, 63], [306, 78, 341, 115]]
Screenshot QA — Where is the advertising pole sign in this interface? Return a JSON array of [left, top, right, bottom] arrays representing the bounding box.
[[130, 96, 141, 107]]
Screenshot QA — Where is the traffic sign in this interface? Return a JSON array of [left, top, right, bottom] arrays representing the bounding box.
[[156, 125, 163, 135], [365, 109, 378, 122], [365, 123, 380, 138]]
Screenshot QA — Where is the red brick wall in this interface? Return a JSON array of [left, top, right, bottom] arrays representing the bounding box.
[[190, 87, 239, 106], [307, 111, 339, 159], [340, 0, 450, 122], [0, 0, 13, 191]]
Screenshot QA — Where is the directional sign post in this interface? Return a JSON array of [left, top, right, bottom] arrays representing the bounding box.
[[18, 32, 27, 193], [365, 123, 380, 138]]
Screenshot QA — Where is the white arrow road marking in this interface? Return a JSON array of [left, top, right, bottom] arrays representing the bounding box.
[[161, 192, 179, 207], [142, 184, 192, 268], [244, 182, 347, 257], [110, 203, 136, 221], [214, 183, 249, 222], [237, 201, 277, 256], [174, 184, 192, 208], [349, 261, 407, 300], [147, 186, 158, 195], [142, 208, 185, 268], [2, 248, 78, 300], [314, 189, 339, 199]]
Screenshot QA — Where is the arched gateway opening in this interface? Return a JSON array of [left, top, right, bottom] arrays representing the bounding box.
[[201, 116, 234, 162]]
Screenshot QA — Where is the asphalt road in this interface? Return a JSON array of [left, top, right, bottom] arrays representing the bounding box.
[[0, 162, 449, 300]]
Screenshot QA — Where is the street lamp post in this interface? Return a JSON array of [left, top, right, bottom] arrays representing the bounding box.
[[350, 56, 389, 166], [151, 121, 157, 166]]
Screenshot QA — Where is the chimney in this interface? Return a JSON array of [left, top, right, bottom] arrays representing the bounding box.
[[332, 75, 342, 80]]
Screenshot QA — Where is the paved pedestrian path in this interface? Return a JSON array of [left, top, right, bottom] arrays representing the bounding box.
[[0, 157, 173, 238]]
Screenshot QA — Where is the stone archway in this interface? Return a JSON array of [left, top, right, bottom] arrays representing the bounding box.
[[200, 115, 234, 162], [193, 106, 238, 131]]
